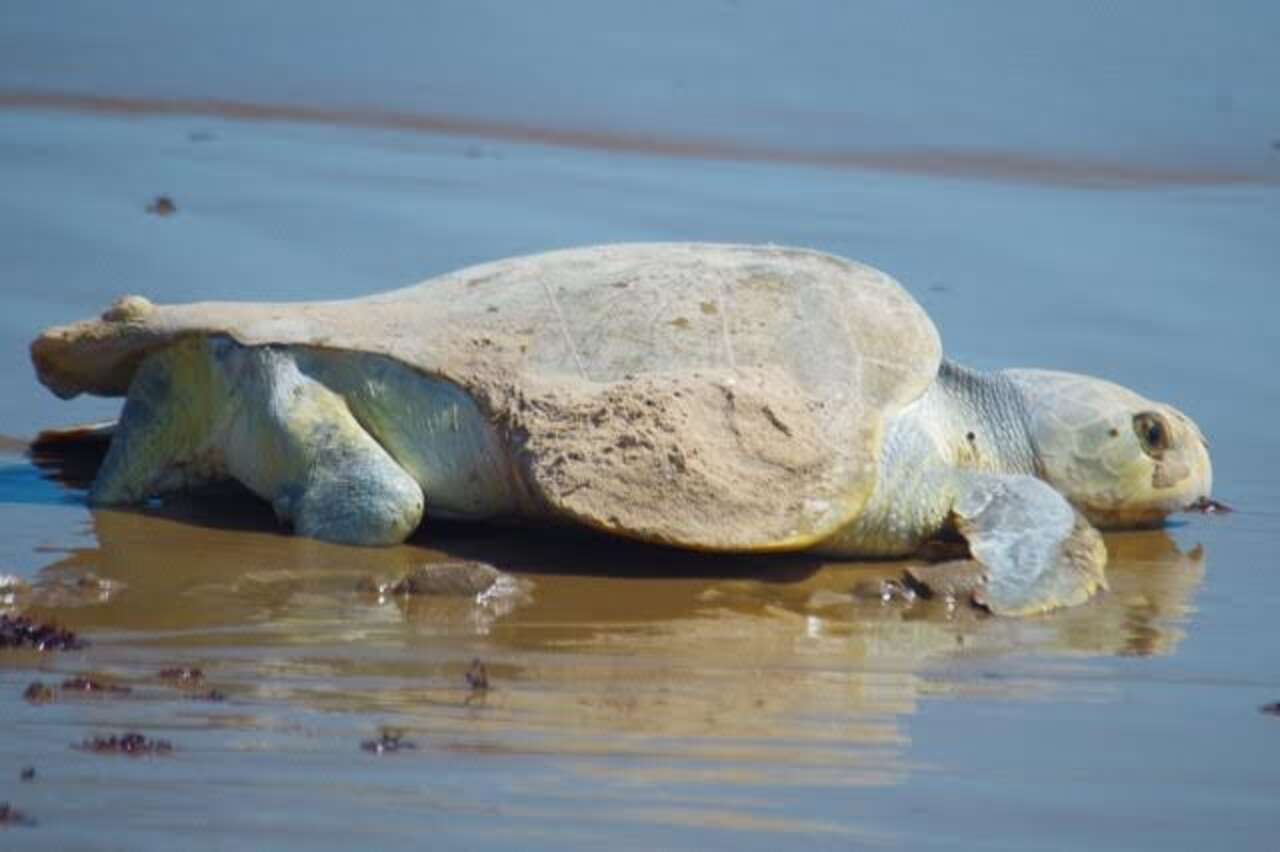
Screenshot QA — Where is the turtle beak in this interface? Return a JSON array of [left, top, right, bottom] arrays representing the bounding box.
[[1177, 418, 1218, 514]]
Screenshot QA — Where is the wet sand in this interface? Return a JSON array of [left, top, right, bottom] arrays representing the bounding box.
[[3, 3, 1280, 850], [2, 91, 1271, 189], [0, 445, 1242, 849]]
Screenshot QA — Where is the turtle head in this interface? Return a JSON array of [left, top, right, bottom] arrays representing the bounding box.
[[1004, 369, 1212, 529]]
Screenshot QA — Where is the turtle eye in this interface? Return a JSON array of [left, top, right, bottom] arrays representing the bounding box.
[[1133, 412, 1170, 456]]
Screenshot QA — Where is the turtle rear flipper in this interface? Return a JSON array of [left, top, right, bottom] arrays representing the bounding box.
[[912, 473, 1108, 616], [218, 344, 425, 546], [93, 338, 424, 546], [89, 338, 230, 505], [27, 420, 116, 490], [31, 420, 117, 452]]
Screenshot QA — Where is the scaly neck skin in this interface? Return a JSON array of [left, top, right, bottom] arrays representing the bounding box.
[[819, 361, 1038, 556]]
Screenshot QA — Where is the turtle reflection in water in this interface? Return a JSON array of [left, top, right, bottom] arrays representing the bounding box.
[[31, 244, 1213, 615]]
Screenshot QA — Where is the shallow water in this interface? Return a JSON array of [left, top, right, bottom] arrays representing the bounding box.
[[2, 3, 1279, 850]]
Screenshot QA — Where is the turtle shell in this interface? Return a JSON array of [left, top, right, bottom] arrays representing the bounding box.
[[32, 243, 941, 550]]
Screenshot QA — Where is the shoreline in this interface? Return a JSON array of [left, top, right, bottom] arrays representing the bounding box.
[[3, 89, 1271, 190]]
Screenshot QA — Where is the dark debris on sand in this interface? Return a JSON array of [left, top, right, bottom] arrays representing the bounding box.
[[158, 666, 204, 684], [22, 681, 55, 704], [76, 732, 174, 756], [851, 577, 919, 604], [389, 560, 508, 597], [24, 676, 135, 704], [361, 729, 417, 755], [1, 614, 87, 651], [0, 802, 35, 827], [60, 676, 132, 695], [466, 658, 490, 692], [19, 766, 35, 782], [1187, 497, 1233, 514], [145, 195, 177, 216], [159, 666, 225, 700], [187, 688, 227, 702]]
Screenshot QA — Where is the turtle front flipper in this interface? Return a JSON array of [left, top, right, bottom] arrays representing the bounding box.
[[913, 473, 1108, 616]]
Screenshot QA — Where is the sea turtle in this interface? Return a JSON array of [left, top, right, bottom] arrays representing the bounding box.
[[30, 243, 1213, 614]]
